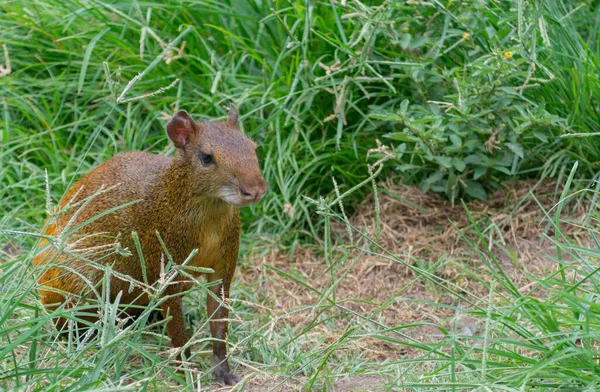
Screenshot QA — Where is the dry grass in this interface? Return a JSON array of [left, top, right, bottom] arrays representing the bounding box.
[[232, 374, 385, 392], [239, 178, 590, 367]]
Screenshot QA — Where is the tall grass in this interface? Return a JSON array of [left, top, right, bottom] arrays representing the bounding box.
[[2, 1, 599, 243], [1, 0, 400, 243]]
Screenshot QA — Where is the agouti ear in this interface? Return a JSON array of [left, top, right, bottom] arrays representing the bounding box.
[[228, 104, 238, 127], [167, 110, 197, 149]]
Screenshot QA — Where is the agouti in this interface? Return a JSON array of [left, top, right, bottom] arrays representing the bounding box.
[[33, 105, 266, 385]]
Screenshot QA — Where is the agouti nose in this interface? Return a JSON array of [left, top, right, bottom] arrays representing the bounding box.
[[239, 177, 267, 202]]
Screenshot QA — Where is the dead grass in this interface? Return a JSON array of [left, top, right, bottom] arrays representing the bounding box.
[[239, 178, 591, 368], [223, 374, 384, 392], [352, 177, 588, 265]]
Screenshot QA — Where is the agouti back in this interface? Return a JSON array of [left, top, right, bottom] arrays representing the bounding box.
[[33, 105, 266, 385]]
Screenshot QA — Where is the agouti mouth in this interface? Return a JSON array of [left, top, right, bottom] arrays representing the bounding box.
[[230, 201, 255, 207], [223, 194, 264, 207]]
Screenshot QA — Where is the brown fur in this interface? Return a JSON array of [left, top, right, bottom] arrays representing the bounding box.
[[33, 107, 266, 385]]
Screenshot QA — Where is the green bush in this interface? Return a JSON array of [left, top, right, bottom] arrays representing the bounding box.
[[365, 1, 592, 201]]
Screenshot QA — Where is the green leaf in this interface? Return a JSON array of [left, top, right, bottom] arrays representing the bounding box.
[[497, 152, 514, 166], [474, 166, 487, 180], [505, 142, 524, 158], [463, 181, 487, 200], [411, 68, 424, 82], [436, 156, 453, 168], [494, 165, 512, 175], [453, 157, 466, 172], [79, 28, 111, 94], [400, 99, 410, 114], [464, 154, 488, 165], [370, 112, 402, 122], [396, 164, 420, 172], [533, 131, 549, 143], [399, 33, 411, 49], [384, 132, 418, 142], [449, 135, 462, 147], [410, 36, 427, 49], [424, 171, 443, 185], [485, 26, 497, 39], [428, 102, 441, 115]]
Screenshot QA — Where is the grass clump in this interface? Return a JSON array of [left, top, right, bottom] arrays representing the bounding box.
[[1, 0, 403, 242]]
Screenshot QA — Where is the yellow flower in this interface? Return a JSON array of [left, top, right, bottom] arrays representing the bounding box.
[[504, 51, 513, 59], [462, 32, 470, 40]]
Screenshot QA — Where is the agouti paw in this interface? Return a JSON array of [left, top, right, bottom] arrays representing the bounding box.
[[214, 366, 241, 385]]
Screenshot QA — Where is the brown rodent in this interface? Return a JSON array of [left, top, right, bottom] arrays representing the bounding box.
[[33, 105, 266, 385]]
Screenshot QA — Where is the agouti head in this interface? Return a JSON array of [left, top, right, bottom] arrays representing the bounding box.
[[166, 105, 267, 207]]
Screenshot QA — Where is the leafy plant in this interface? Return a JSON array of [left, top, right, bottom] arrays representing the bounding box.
[[366, 1, 580, 201]]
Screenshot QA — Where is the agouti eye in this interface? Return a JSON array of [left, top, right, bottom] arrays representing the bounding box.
[[199, 152, 214, 166]]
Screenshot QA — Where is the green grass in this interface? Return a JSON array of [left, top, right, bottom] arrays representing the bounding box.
[[1, 0, 392, 243], [2, 0, 600, 390], [2, 1, 599, 238], [2, 162, 600, 390]]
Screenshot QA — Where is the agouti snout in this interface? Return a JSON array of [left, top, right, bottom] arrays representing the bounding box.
[[34, 104, 265, 385]]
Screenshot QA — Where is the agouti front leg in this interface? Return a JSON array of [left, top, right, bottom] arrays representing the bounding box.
[[207, 270, 240, 385], [160, 295, 191, 358]]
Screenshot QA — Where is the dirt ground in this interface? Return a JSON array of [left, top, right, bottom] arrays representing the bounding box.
[[233, 178, 592, 391]]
